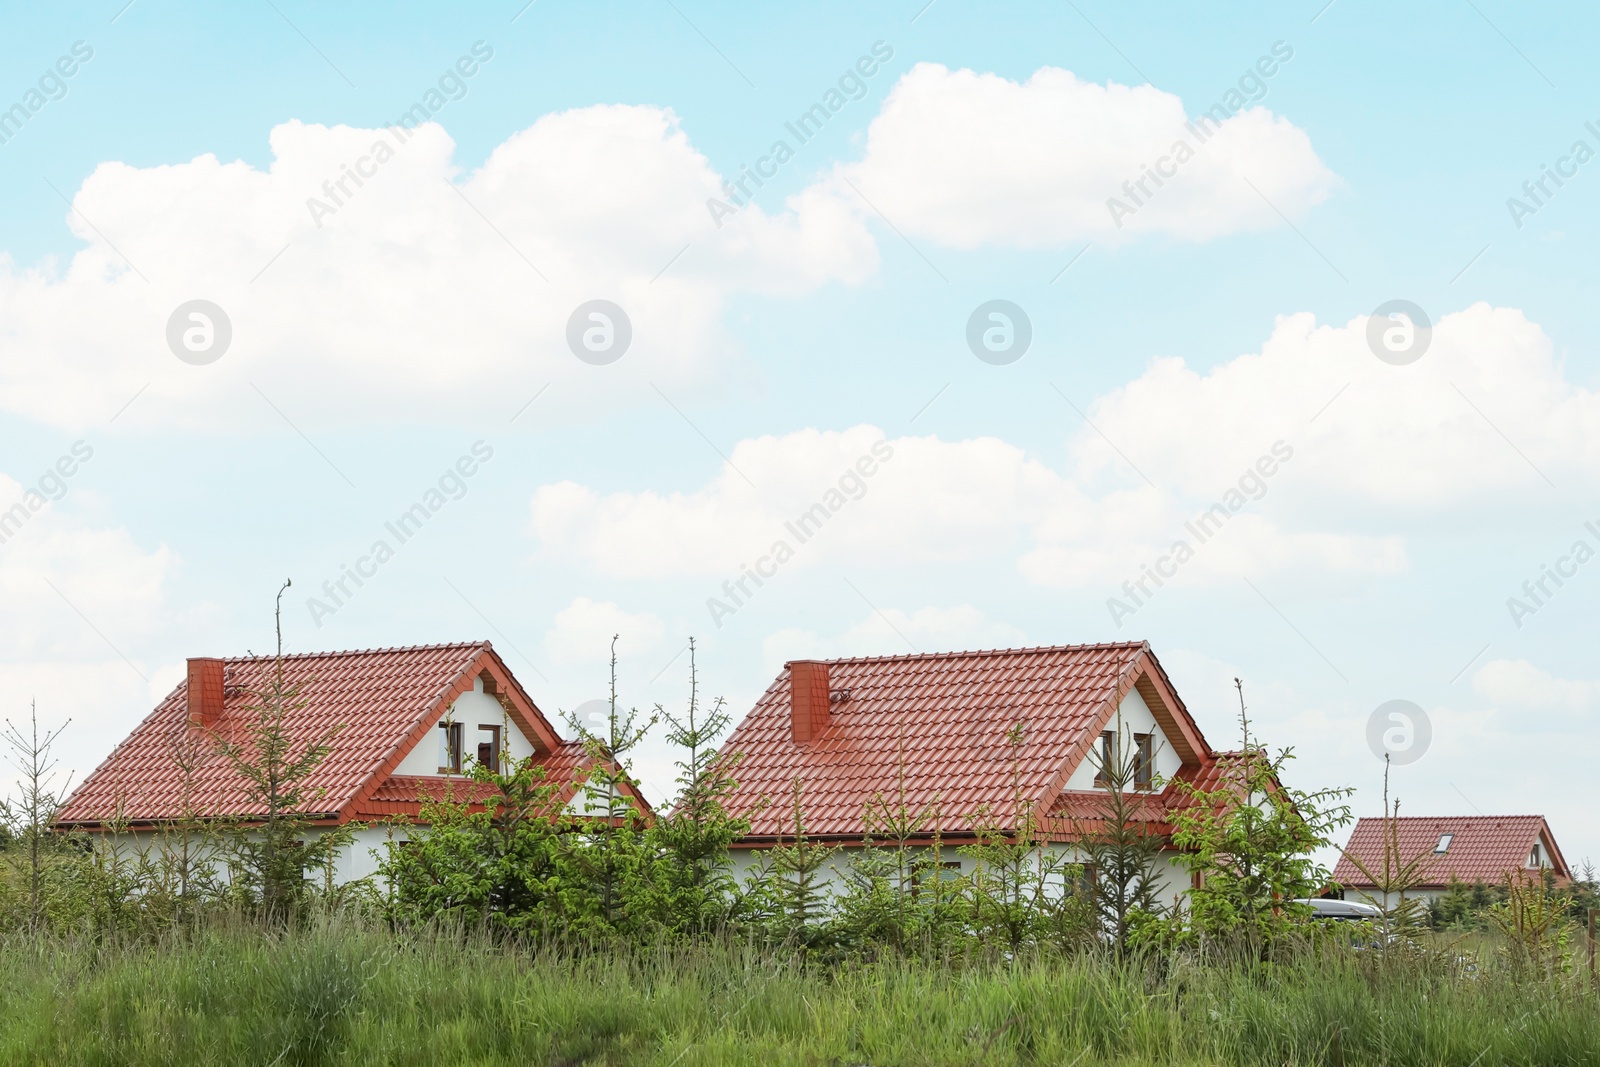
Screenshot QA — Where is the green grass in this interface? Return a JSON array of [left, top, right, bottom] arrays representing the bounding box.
[[0, 923, 1596, 1066]]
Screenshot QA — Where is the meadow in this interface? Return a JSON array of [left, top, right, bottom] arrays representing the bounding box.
[[3, 921, 1598, 1067]]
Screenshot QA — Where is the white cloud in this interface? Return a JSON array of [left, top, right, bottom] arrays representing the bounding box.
[[525, 302, 1599, 592], [1472, 658, 1599, 712], [0, 471, 174, 660], [761, 605, 1027, 675], [0, 460, 177, 803], [837, 62, 1336, 247], [543, 596, 665, 665], [528, 422, 1402, 590], [0, 660, 179, 801], [0, 109, 877, 431], [529, 425, 1060, 578], [1073, 303, 1600, 506]]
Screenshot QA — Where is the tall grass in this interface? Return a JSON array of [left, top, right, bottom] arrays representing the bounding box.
[[1, 921, 1595, 1066]]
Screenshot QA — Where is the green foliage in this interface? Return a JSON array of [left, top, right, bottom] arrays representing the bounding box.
[[213, 581, 356, 922], [833, 745, 967, 956], [1169, 680, 1353, 952], [1431, 878, 1507, 930], [956, 724, 1094, 956], [556, 634, 657, 938], [379, 754, 565, 932], [1490, 869, 1575, 978], [2, 923, 1598, 1066], [0, 701, 73, 932], [742, 777, 839, 949], [1076, 710, 1170, 955], [641, 638, 748, 935]]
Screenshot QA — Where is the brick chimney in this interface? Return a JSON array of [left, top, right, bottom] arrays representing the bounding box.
[[788, 659, 830, 743], [187, 657, 226, 729]]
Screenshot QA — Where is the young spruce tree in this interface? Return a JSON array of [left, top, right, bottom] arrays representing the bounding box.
[[215, 580, 352, 922]]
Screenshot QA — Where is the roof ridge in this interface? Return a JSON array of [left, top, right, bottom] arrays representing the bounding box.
[[208, 640, 491, 663], [798, 641, 1148, 667], [1353, 814, 1548, 822]]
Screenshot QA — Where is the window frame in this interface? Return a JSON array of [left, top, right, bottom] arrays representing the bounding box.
[[476, 723, 502, 773], [437, 720, 463, 774], [1133, 732, 1154, 790], [1092, 730, 1116, 787]]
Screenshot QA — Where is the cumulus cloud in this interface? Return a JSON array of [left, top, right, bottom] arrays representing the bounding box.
[[0, 108, 877, 431], [761, 605, 1028, 674], [543, 596, 665, 664], [526, 422, 1398, 590], [1071, 302, 1600, 507], [836, 61, 1336, 247], [1473, 659, 1599, 713], [526, 302, 1600, 591], [529, 425, 1061, 579], [0, 470, 173, 659], [0, 469, 176, 799]]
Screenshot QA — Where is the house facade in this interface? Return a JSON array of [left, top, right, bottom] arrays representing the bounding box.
[[718, 642, 1238, 909], [55, 641, 641, 884], [1332, 815, 1571, 908]]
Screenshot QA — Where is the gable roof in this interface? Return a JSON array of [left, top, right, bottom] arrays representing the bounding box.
[[56, 641, 621, 828], [1332, 815, 1570, 889], [720, 641, 1217, 842]]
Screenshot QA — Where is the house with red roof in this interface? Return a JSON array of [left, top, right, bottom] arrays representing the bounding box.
[[1332, 815, 1570, 908], [718, 641, 1237, 907], [56, 641, 645, 884]]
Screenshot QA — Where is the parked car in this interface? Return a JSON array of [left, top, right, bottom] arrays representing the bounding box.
[[1291, 898, 1384, 922]]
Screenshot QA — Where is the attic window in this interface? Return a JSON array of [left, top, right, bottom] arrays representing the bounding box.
[[1134, 733, 1154, 790], [1093, 731, 1115, 787], [1528, 843, 1543, 868], [477, 724, 502, 773], [438, 721, 463, 774], [1434, 833, 1453, 854]]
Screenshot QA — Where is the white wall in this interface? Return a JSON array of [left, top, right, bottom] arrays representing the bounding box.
[[393, 675, 539, 776], [728, 842, 1194, 913], [91, 823, 396, 888], [1062, 687, 1184, 792]]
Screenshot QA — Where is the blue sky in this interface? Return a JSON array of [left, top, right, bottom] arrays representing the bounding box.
[[2, 1, 1596, 868]]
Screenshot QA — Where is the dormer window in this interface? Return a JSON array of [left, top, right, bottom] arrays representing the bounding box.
[[1434, 833, 1453, 854]]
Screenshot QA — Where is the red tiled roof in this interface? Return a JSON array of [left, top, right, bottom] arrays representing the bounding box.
[[56, 641, 611, 827], [721, 642, 1217, 842], [1332, 815, 1570, 889], [1044, 788, 1179, 837], [350, 742, 600, 820]]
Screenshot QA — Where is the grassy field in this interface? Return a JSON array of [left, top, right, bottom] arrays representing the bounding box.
[[1, 923, 1597, 1066]]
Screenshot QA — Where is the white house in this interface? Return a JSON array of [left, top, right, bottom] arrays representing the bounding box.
[[718, 642, 1241, 909], [55, 642, 644, 883], [1332, 815, 1572, 909]]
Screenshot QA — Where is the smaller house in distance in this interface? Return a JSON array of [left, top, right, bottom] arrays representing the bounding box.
[[1333, 815, 1570, 908], [718, 641, 1239, 906], [56, 641, 644, 883]]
